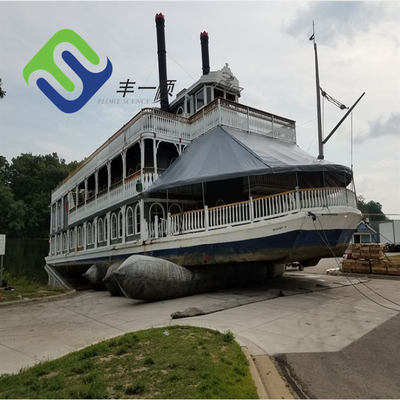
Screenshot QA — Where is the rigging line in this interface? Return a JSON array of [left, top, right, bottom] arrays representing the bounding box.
[[351, 112, 354, 173], [297, 118, 317, 127], [166, 52, 198, 81], [306, 129, 318, 152], [127, 58, 158, 121], [312, 217, 400, 310], [322, 95, 325, 140]]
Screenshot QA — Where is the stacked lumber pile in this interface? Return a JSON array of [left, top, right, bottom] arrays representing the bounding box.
[[342, 244, 400, 276]]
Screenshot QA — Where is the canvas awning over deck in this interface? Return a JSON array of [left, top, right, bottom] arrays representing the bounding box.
[[147, 125, 352, 193]]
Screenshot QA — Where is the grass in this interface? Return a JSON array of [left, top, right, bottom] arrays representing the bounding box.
[[0, 272, 67, 303], [0, 326, 258, 399]]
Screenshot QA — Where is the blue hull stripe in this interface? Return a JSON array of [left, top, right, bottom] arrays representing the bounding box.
[[50, 228, 355, 267]]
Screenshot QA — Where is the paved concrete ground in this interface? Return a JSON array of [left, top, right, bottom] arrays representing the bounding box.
[[1, 258, 399, 398]]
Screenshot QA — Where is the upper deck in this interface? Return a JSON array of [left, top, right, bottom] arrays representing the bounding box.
[[51, 97, 296, 202]]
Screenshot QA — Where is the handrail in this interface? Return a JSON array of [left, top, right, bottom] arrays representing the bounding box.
[[208, 198, 250, 211], [150, 187, 357, 239], [124, 170, 141, 183]]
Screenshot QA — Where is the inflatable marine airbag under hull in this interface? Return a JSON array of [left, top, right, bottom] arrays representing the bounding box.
[[113, 255, 271, 301], [103, 261, 125, 296], [82, 262, 110, 290]]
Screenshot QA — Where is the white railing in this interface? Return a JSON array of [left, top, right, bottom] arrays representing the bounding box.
[[155, 187, 357, 237], [189, 99, 296, 143], [147, 216, 167, 239], [170, 209, 205, 235], [208, 201, 250, 229], [142, 109, 191, 140], [51, 187, 358, 250], [253, 191, 298, 220], [68, 170, 159, 225]]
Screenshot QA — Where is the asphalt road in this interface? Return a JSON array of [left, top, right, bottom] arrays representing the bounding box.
[[275, 312, 400, 399]]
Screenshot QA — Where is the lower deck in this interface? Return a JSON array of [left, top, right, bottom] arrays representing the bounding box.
[[46, 187, 361, 271]]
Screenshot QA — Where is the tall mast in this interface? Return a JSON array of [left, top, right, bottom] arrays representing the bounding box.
[[312, 22, 324, 160]]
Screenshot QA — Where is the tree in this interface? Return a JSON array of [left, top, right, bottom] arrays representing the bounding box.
[[0, 79, 6, 99], [1, 153, 81, 238], [0, 184, 26, 236], [0, 155, 10, 184], [357, 195, 387, 223]]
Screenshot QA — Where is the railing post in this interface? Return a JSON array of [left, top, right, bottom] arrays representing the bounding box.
[[106, 212, 111, 247], [272, 116, 275, 139], [345, 188, 349, 206], [154, 215, 159, 239], [204, 205, 209, 231], [247, 107, 250, 133], [218, 98, 222, 125], [74, 226, 78, 253], [295, 186, 301, 210], [249, 197, 254, 222], [167, 212, 171, 236], [94, 217, 98, 249], [83, 222, 87, 251], [121, 205, 126, 244]]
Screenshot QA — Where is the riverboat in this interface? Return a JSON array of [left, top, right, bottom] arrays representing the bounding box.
[[44, 14, 361, 286]]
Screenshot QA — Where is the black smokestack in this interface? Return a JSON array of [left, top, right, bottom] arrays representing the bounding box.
[[200, 31, 210, 75], [155, 13, 169, 112]]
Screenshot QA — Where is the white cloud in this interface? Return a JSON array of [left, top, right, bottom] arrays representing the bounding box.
[[355, 113, 400, 144]]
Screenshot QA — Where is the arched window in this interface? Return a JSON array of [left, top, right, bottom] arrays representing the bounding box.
[[169, 203, 183, 215], [104, 216, 108, 242], [69, 229, 74, 250], [126, 207, 134, 236], [78, 226, 82, 248], [135, 203, 141, 234], [92, 220, 96, 244], [98, 218, 104, 243], [87, 222, 92, 245], [118, 211, 123, 238], [63, 232, 67, 252], [149, 202, 165, 222], [57, 234, 61, 254], [50, 237, 54, 255], [111, 214, 117, 239]]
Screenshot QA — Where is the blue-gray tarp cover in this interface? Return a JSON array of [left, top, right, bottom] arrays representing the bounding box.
[[147, 125, 352, 193]]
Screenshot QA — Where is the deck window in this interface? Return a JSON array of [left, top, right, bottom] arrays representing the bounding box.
[[118, 211, 123, 238], [111, 214, 117, 240], [98, 218, 104, 243], [57, 200, 61, 228], [63, 232, 67, 252], [135, 204, 141, 234], [195, 88, 205, 111], [69, 229, 74, 250], [149, 202, 165, 222], [104, 217, 108, 242], [126, 207, 134, 236], [87, 222, 92, 245], [78, 227, 82, 248], [52, 204, 56, 231], [169, 203, 183, 215], [206, 86, 212, 104]]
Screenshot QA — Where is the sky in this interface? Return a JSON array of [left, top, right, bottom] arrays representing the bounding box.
[[0, 1, 399, 217]]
